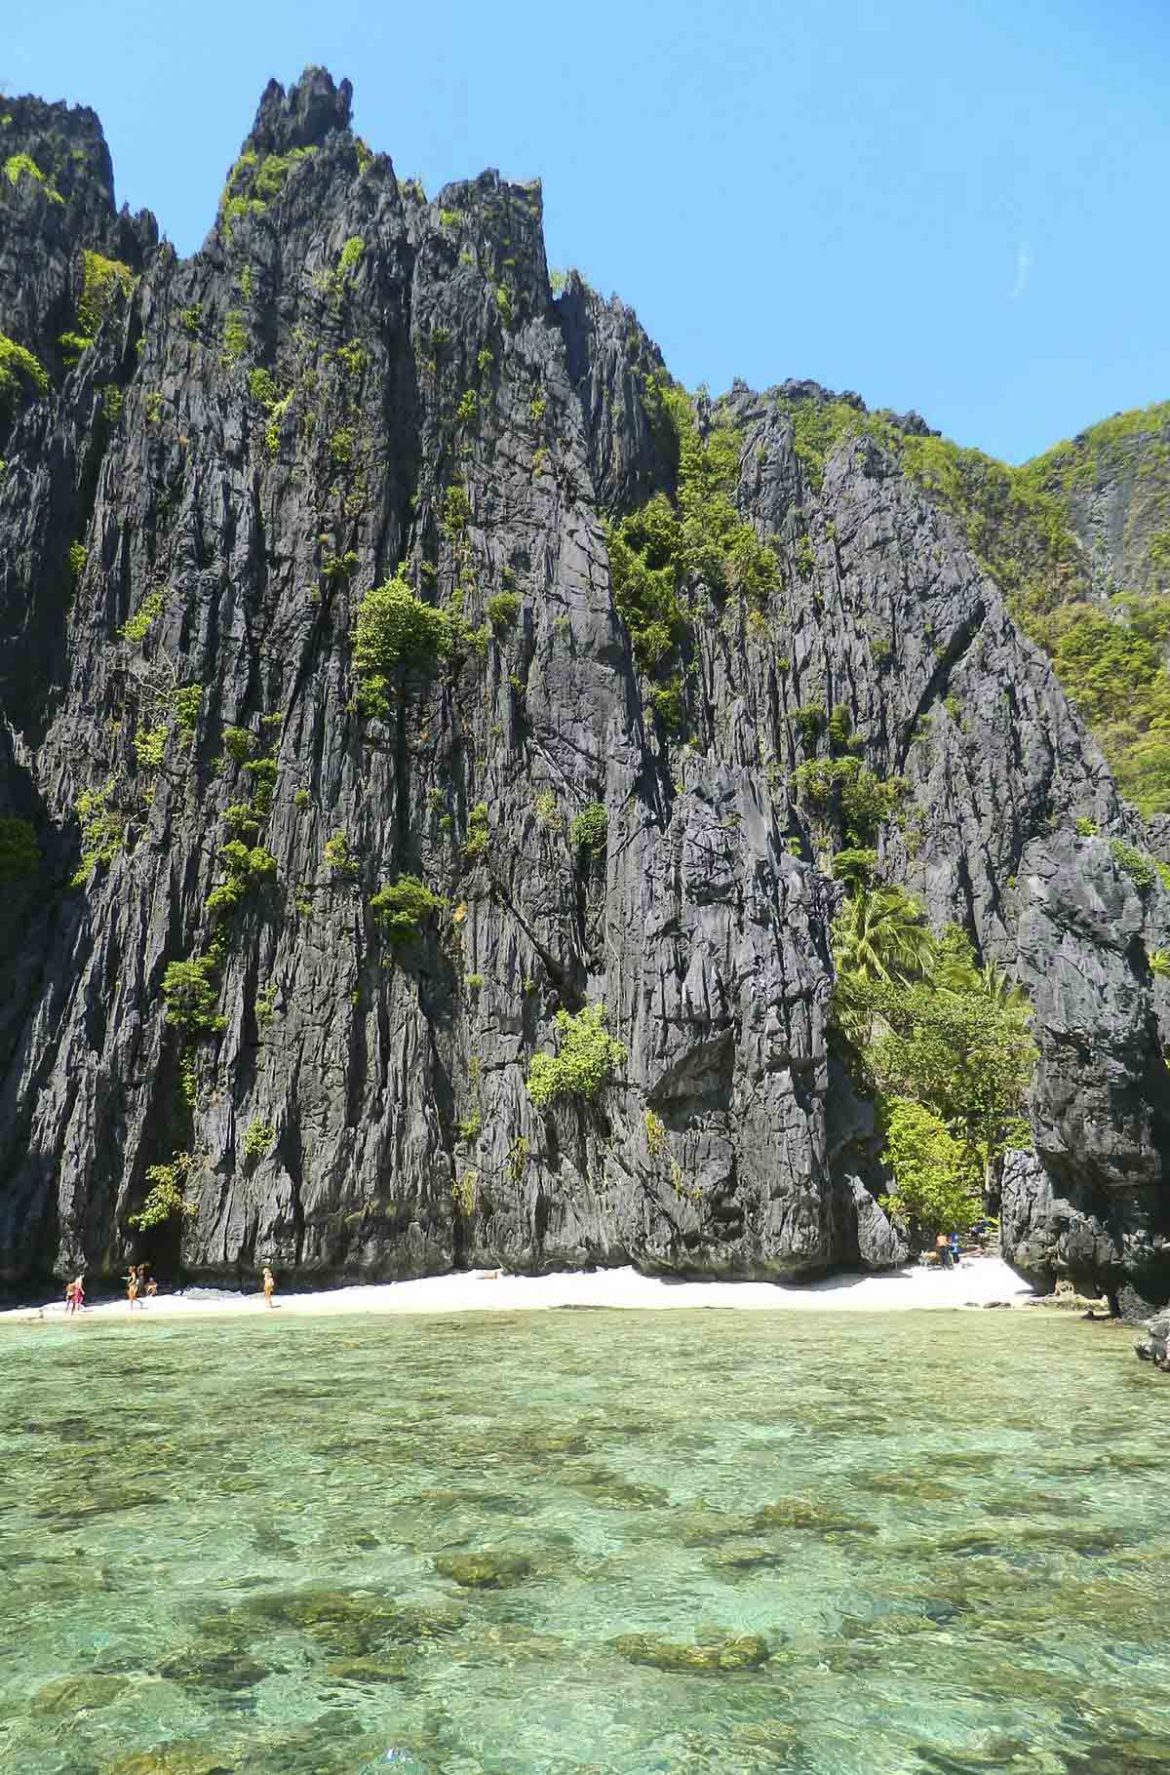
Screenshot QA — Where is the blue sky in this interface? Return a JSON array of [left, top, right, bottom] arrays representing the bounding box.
[[6, 0, 1167, 461]]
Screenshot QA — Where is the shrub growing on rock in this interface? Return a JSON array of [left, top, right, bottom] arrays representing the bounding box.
[[527, 1004, 627, 1108], [129, 1151, 198, 1229], [77, 251, 135, 339], [242, 1119, 275, 1159], [790, 756, 903, 846], [570, 802, 608, 854], [353, 575, 453, 713], [370, 875, 446, 943], [486, 591, 520, 630], [161, 957, 223, 1034], [0, 331, 49, 408]]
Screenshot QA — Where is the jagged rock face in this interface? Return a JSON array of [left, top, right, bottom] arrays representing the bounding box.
[[1045, 408, 1170, 600], [0, 69, 1165, 1293], [0, 97, 156, 371], [1002, 836, 1170, 1313]]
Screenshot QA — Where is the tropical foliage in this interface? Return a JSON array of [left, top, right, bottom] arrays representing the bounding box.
[[833, 887, 1035, 1238], [129, 1151, 198, 1230], [527, 1003, 627, 1109], [161, 957, 224, 1035], [879, 1099, 983, 1238], [606, 378, 779, 726], [370, 875, 446, 944], [831, 886, 934, 984], [354, 575, 452, 681]]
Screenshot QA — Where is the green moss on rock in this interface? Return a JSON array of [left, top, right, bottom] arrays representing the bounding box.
[[614, 1631, 769, 1673], [434, 1550, 533, 1588]]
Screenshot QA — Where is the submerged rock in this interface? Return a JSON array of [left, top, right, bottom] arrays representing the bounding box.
[[228, 1587, 462, 1654], [324, 1656, 410, 1684], [867, 1471, 957, 1500], [104, 1749, 238, 1775], [569, 1468, 671, 1509], [675, 1507, 758, 1546], [433, 1550, 533, 1588], [156, 1649, 270, 1692], [31, 1672, 129, 1714], [613, 1631, 770, 1673], [702, 1540, 787, 1574], [752, 1497, 872, 1534]]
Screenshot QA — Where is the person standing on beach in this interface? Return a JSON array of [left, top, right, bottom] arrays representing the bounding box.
[[126, 1266, 140, 1310], [65, 1279, 76, 1314], [262, 1266, 276, 1308]]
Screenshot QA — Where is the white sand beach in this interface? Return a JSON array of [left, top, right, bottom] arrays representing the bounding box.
[[2, 1254, 1038, 1323]]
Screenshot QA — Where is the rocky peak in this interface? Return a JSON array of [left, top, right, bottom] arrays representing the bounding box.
[[245, 67, 355, 157], [1, 95, 115, 210]]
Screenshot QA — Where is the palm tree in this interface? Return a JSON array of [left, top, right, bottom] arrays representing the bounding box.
[[832, 887, 935, 985], [933, 946, 981, 993], [978, 961, 1033, 1023]]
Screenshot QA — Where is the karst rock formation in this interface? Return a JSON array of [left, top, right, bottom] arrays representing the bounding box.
[[1, 69, 1168, 1307]]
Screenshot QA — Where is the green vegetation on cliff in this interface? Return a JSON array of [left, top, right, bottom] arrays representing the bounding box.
[[370, 875, 446, 944], [3, 152, 61, 200], [887, 408, 1170, 813], [0, 332, 48, 407], [527, 1004, 627, 1109], [607, 378, 778, 727], [782, 389, 1170, 815], [77, 250, 135, 339], [833, 889, 1035, 1237], [128, 1151, 198, 1230], [1043, 593, 1170, 814], [353, 575, 454, 712], [220, 145, 316, 228]]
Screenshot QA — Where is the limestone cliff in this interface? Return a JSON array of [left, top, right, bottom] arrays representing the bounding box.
[[0, 70, 1167, 1302]]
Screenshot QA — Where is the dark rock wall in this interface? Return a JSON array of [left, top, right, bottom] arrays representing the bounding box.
[[1004, 835, 1170, 1311], [0, 69, 1166, 1295]]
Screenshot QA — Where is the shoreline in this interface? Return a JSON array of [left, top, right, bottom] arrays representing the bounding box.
[[0, 1254, 1038, 1323]]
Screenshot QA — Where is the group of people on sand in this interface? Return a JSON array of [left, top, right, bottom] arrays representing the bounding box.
[[62, 1263, 277, 1311], [124, 1263, 158, 1307]]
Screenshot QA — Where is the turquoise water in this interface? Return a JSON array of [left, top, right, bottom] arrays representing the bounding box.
[[1, 1309, 1169, 1775]]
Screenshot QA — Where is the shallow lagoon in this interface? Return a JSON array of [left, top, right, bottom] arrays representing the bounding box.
[[1, 1307, 1169, 1774]]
